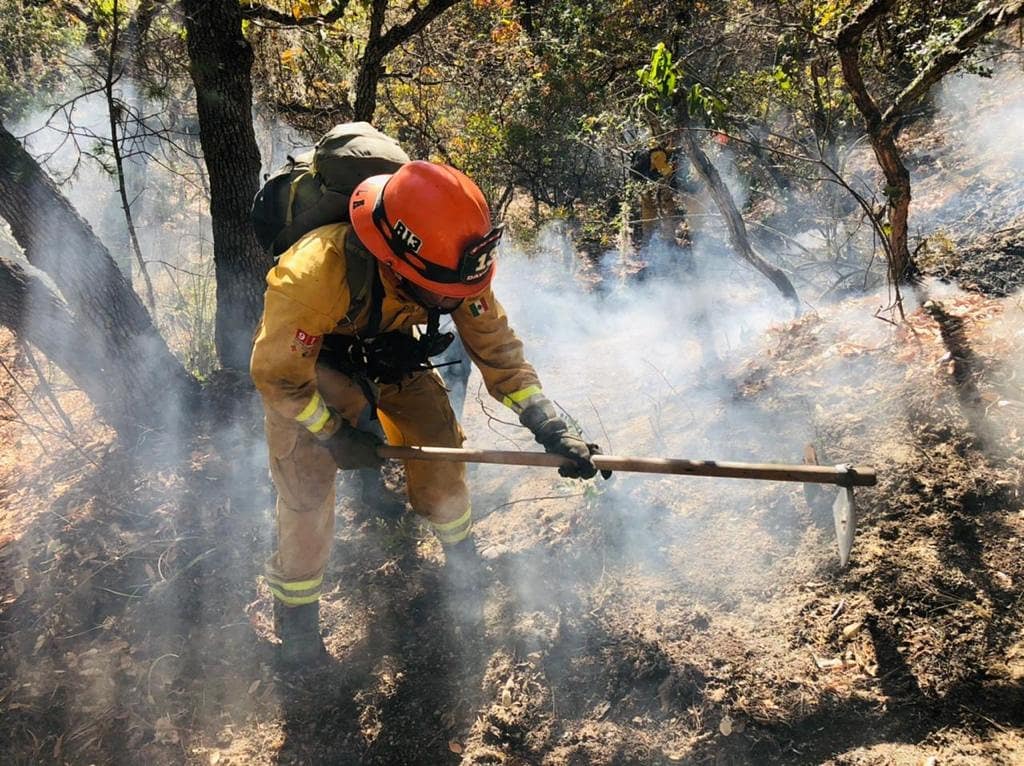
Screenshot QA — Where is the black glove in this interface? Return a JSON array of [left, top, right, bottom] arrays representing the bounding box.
[[322, 421, 384, 470], [519, 398, 611, 480]]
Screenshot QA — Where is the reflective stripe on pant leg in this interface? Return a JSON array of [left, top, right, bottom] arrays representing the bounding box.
[[430, 507, 472, 545], [295, 391, 332, 435], [265, 573, 323, 606]]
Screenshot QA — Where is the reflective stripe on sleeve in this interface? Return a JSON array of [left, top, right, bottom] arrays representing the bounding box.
[[430, 507, 473, 545], [295, 391, 332, 434], [265, 573, 323, 606], [501, 385, 544, 415]]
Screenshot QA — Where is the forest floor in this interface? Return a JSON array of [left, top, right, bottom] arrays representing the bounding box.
[[2, 277, 1023, 766], [4, 82, 1024, 766]]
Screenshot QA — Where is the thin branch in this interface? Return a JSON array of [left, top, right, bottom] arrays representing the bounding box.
[[240, 0, 351, 27], [883, 1, 1024, 126], [18, 341, 74, 432], [376, 0, 459, 53], [105, 0, 156, 313]]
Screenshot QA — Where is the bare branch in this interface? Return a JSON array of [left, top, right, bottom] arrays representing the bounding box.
[[377, 0, 459, 53], [240, 0, 351, 27], [883, 0, 1024, 125]]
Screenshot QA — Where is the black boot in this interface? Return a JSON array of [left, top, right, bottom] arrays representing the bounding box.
[[273, 600, 328, 670], [441, 537, 488, 631], [353, 467, 407, 523]]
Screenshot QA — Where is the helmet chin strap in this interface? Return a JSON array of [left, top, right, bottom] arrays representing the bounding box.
[[421, 308, 456, 357]]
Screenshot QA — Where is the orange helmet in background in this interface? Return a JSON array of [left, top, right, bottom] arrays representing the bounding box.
[[349, 161, 503, 298]]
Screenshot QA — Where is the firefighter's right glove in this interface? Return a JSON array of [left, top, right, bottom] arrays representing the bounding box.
[[321, 420, 384, 470], [519, 398, 609, 480]]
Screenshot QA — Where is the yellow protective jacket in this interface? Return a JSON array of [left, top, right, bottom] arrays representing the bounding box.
[[250, 222, 544, 437]]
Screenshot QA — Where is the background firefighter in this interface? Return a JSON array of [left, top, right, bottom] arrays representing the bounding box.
[[249, 161, 608, 667], [629, 141, 692, 254]]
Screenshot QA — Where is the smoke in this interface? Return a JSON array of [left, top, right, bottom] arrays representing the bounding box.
[[911, 60, 1024, 236], [11, 90, 203, 271], [458, 209, 830, 606], [487, 235, 783, 433], [933, 61, 1024, 174], [6, 55, 1024, 762], [2, 77, 279, 748]]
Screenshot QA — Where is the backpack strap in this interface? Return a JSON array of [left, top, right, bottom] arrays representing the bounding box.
[[342, 231, 383, 335], [284, 167, 310, 228]]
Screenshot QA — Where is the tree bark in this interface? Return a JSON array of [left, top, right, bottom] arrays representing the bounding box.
[[353, 0, 389, 122], [674, 121, 801, 313], [883, 0, 1024, 124], [182, 0, 271, 371], [0, 243, 141, 435], [0, 123, 199, 437]]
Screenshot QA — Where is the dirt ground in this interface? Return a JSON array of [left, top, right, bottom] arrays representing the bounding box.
[[4, 64, 1024, 766], [2, 266, 1023, 765]]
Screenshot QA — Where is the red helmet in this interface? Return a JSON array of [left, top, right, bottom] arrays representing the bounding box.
[[349, 161, 502, 298]]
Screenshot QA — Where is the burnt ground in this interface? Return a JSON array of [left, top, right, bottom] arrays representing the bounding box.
[[4, 62, 1024, 766], [2, 279, 1024, 765]]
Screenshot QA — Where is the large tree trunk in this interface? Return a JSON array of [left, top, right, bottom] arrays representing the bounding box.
[[182, 0, 271, 371], [674, 121, 801, 313], [0, 124, 199, 438], [0, 244, 142, 435]]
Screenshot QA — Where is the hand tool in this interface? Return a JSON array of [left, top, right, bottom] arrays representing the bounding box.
[[378, 445, 875, 566]]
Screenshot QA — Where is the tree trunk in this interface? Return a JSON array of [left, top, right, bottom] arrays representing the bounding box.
[[674, 121, 801, 313], [836, 0, 917, 286], [0, 243, 141, 435], [182, 0, 271, 371], [0, 123, 199, 437], [353, 0, 389, 122]]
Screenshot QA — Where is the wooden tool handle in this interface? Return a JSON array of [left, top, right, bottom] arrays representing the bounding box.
[[377, 446, 877, 487]]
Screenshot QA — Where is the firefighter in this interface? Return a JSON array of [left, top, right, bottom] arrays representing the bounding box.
[[250, 161, 607, 667], [629, 142, 691, 252]]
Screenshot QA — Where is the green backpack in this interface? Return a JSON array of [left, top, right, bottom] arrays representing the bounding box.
[[251, 121, 410, 258]]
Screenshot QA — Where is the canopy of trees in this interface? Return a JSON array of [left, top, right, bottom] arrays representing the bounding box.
[[1, 0, 1021, 435]]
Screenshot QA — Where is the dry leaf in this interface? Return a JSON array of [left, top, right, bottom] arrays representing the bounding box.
[[841, 622, 864, 641], [280, 47, 302, 66], [154, 715, 179, 745], [813, 655, 844, 670]]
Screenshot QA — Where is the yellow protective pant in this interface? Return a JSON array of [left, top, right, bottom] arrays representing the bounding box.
[[263, 365, 468, 606], [639, 184, 683, 245]]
